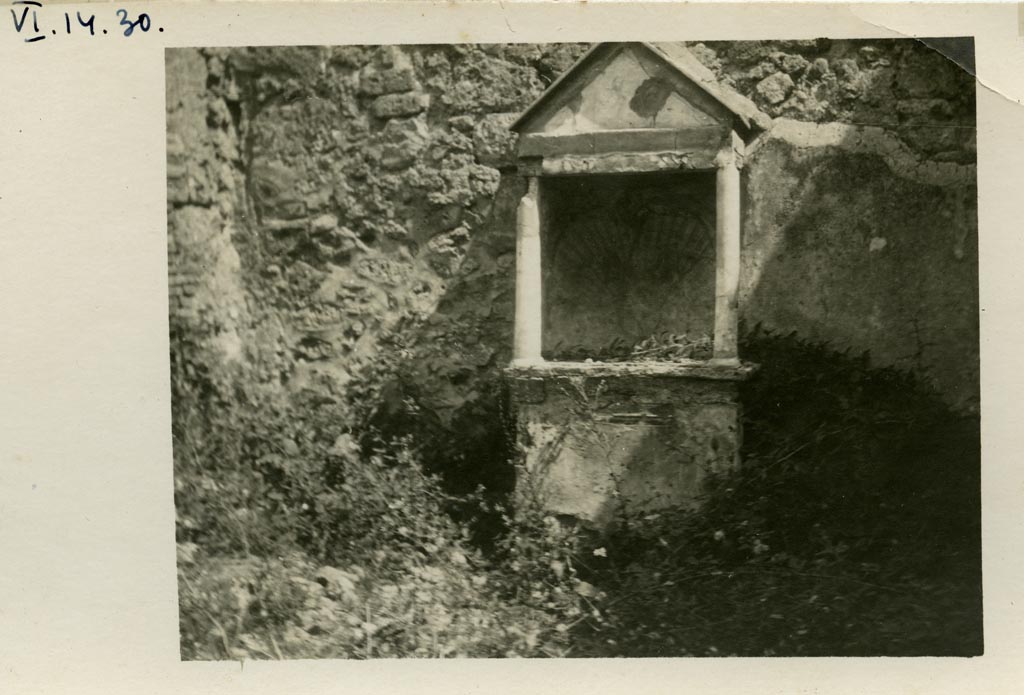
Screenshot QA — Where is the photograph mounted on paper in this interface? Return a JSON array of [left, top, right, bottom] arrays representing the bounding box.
[[167, 39, 981, 659]]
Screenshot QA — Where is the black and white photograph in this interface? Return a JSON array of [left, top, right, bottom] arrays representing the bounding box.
[[168, 37, 982, 660]]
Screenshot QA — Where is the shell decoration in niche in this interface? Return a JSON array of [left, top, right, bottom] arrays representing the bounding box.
[[547, 181, 716, 288]]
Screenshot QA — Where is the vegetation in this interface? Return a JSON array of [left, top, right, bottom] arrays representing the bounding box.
[[174, 326, 981, 659], [551, 331, 714, 362]]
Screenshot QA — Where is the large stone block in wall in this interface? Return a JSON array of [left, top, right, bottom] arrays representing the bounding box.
[[359, 54, 418, 96], [379, 117, 430, 170], [754, 72, 794, 105], [372, 92, 430, 119], [472, 113, 519, 169], [250, 160, 306, 220]]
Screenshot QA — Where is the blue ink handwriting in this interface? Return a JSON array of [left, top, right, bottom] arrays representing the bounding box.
[[9, 1, 164, 42]]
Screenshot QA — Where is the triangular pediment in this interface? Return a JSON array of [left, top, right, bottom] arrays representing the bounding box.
[[512, 43, 769, 139]]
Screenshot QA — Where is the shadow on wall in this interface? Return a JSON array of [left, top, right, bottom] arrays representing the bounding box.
[[740, 126, 979, 412], [359, 172, 525, 500]]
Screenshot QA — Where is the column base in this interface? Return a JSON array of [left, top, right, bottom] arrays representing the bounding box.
[[510, 357, 546, 369]]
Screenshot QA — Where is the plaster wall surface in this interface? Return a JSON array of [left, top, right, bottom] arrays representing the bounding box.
[[741, 135, 978, 408]]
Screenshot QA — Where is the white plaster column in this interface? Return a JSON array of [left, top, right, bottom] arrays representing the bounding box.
[[713, 140, 741, 363], [513, 176, 543, 365]]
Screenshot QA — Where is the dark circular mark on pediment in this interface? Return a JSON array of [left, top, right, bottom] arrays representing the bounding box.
[[630, 77, 674, 121]]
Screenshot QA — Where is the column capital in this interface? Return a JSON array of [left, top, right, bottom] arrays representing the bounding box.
[[715, 130, 746, 170], [714, 146, 737, 170]]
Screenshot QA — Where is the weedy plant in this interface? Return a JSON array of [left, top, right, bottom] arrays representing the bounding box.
[[629, 331, 713, 361], [173, 331, 583, 659], [174, 323, 980, 659], [551, 331, 713, 362]]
